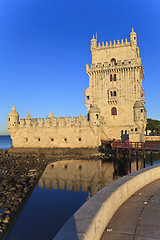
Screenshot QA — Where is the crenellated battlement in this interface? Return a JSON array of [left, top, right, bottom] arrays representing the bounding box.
[[16, 115, 88, 128], [90, 28, 137, 52], [96, 38, 130, 49], [86, 58, 142, 74]]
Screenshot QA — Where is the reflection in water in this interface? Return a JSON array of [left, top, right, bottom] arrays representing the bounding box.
[[7, 152, 160, 240], [38, 160, 114, 198], [38, 152, 160, 199]]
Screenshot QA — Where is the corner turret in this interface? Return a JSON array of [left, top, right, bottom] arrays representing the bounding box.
[[129, 28, 137, 47], [133, 100, 147, 141], [89, 105, 100, 124], [90, 35, 97, 51], [8, 104, 19, 129]]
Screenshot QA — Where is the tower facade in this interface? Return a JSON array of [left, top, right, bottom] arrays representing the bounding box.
[[85, 29, 147, 141]]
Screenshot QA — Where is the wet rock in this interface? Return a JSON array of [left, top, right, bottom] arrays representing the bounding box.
[[3, 215, 10, 223]]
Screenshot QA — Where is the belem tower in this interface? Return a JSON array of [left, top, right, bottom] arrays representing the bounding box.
[[8, 29, 147, 148]]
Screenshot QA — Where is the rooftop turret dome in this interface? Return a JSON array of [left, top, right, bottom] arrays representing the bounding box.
[[89, 105, 100, 113], [134, 100, 144, 108], [8, 104, 19, 116]]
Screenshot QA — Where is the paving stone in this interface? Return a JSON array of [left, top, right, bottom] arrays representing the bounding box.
[[101, 179, 160, 240]]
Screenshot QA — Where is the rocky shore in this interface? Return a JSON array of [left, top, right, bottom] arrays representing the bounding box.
[[0, 147, 102, 239]]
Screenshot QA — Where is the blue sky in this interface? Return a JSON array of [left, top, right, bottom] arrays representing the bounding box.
[[0, 0, 160, 134]]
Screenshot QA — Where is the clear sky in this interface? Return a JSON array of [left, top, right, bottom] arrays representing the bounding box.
[[0, 0, 160, 134]]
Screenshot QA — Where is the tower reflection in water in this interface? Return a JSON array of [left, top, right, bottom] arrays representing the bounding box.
[[38, 160, 114, 199], [38, 152, 159, 199]]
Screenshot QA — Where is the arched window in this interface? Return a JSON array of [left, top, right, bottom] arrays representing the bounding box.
[[111, 107, 117, 115], [114, 74, 116, 81], [110, 74, 112, 81], [111, 58, 116, 65]]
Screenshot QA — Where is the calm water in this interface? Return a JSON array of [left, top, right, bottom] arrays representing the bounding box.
[[0, 135, 12, 150], [7, 186, 88, 240], [1, 136, 159, 240]]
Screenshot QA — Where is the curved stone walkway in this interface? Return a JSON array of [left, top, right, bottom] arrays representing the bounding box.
[[101, 178, 160, 240]]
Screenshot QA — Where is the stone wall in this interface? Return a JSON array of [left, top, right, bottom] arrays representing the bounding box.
[[9, 116, 101, 148], [144, 136, 160, 142]]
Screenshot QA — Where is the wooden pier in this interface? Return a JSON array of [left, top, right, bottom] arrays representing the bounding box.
[[112, 141, 160, 152]]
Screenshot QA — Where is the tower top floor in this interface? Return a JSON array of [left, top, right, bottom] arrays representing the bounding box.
[[90, 28, 140, 65]]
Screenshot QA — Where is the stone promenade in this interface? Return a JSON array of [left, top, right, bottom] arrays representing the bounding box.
[[101, 178, 160, 240]]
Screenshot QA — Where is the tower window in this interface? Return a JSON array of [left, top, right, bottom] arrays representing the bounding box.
[[78, 138, 82, 141], [26, 138, 28, 142], [96, 114, 99, 119], [86, 96, 90, 100], [8, 118, 10, 121], [87, 113, 90, 121], [38, 138, 40, 141], [51, 138, 54, 141], [122, 62, 124, 64], [110, 74, 112, 81], [111, 107, 117, 116], [113, 91, 117, 96], [64, 138, 67, 142], [110, 91, 113, 97], [141, 109, 143, 113], [111, 58, 116, 65], [114, 74, 116, 81]]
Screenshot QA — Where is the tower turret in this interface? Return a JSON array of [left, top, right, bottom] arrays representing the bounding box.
[[133, 100, 147, 141], [8, 104, 19, 128], [129, 28, 137, 47], [90, 35, 97, 51], [89, 105, 100, 125]]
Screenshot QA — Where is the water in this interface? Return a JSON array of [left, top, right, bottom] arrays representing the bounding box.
[[0, 135, 12, 150], [7, 187, 88, 240], [6, 154, 160, 240]]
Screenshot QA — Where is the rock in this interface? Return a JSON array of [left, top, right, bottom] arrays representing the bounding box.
[[3, 215, 9, 223]]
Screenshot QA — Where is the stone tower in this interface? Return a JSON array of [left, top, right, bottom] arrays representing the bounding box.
[[7, 30, 147, 148], [85, 29, 147, 141]]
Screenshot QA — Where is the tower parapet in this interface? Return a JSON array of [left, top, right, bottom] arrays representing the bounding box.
[[90, 29, 138, 53]]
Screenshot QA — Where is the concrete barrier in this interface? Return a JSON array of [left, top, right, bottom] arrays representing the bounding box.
[[53, 164, 160, 240]]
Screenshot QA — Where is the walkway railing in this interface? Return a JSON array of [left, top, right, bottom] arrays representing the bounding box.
[[112, 141, 160, 152]]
